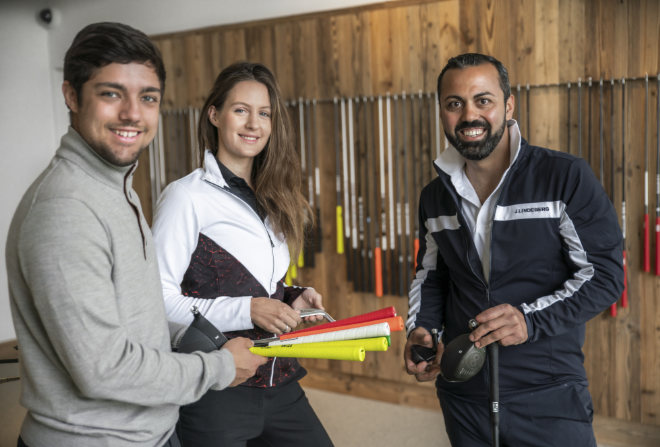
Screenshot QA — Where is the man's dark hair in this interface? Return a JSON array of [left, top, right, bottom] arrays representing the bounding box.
[[436, 53, 511, 99], [63, 22, 166, 100]]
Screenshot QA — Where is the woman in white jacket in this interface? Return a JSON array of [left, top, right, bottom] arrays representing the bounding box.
[[152, 62, 332, 447]]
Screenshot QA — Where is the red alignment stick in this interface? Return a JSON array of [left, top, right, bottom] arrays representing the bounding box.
[[288, 306, 397, 337]]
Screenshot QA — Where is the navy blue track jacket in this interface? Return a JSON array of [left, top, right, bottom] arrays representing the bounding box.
[[407, 137, 624, 399]]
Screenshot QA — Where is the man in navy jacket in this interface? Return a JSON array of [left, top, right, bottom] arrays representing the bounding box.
[[404, 53, 623, 446]]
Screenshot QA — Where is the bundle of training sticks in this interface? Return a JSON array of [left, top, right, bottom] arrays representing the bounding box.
[[249, 306, 403, 362]]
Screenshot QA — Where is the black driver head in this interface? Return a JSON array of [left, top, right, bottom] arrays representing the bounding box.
[[440, 333, 486, 382], [176, 308, 228, 354]]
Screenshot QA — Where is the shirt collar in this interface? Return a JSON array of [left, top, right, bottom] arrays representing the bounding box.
[[435, 119, 522, 176], [201, 149, 228, 187], [203, 150, 264, 219], [56, 127, 136, 190], [214, 157, 250, 189]]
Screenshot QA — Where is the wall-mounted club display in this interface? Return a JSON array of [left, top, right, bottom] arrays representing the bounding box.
[[147, 74, 659, 314]]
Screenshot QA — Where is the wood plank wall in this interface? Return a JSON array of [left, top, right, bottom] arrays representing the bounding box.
[[133, 0, 660, 426]]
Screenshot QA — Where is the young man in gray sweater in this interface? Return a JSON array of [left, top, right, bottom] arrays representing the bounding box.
[[5, 22, 266, 447]]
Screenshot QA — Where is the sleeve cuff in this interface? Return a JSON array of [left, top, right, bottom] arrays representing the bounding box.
[[520, 306, 535, 343], [206, 349, 236, 391]]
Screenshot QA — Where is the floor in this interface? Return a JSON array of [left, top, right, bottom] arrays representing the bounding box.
[[1, 361, 23, 447], [305, 387, 625, 447], [2, 359, 660, 447], [305, 387, 450, 446]]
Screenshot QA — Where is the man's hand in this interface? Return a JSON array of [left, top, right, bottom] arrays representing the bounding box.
[[291, 288, 326, 323], [222, 337, 267, 386], [469, 303, 528, 348], [250, 297, 302, 335], [404, 327, 443, 382]]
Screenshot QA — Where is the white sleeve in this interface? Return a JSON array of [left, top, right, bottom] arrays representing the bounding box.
[[151, 182, 254, 332]]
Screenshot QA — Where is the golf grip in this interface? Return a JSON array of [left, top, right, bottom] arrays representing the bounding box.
[[644, 74, 650, 273], [263, 322, 391, 347], [287, 306, 396, 336], [621, 250, 628, 309], [656, 74, 660, 276], [264, 337, 389, 352], [656, 217, 660, 276], [279, 316, 403, 340], [250, 344, 366, 361], [336, 206, 344, 254], [617, 78, 625, 316], [322, 336, 389, 351], [374, 246, 383, 297], [488, 343, 500, 447], [644, 214, 650, 272]]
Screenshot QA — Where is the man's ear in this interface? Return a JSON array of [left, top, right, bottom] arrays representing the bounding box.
[[505, 94, 515, 120], [62, 81, 79, 113]]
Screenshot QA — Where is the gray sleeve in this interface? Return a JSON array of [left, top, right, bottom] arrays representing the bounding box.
[[18, 198, 235, 405]]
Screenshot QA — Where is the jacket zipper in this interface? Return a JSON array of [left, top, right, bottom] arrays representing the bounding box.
[[203, 179, 277, 291], [203, 179, 278, 386]]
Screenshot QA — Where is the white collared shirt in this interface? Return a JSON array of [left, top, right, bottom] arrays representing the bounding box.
[[435, 120, 522, 282]]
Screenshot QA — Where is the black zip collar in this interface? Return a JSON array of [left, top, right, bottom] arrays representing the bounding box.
[[213, 157, 265, 221]]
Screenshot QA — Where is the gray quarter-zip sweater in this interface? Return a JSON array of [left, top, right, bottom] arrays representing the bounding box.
[[5, 128, 236, 447]]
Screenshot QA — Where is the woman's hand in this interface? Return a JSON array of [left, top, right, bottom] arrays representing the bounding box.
[[291, 288, 326, 323], [250, 297, 301, 335]]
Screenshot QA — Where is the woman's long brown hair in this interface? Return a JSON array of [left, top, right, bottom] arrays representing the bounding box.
[[198, 62, 312, 259]]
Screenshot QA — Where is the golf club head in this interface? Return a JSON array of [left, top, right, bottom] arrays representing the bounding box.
[[410, 344, 437, 364], [176, 307, 228, 354], [440, 333, 486, 382], [410, 328, 439, 364]]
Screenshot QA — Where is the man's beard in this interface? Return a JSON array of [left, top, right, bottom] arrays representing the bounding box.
[[87, 140, 149, 167], [445, 119, 506, 161]]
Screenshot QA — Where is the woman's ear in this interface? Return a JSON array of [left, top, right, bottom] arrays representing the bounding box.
[[208, 106, 219, 127]]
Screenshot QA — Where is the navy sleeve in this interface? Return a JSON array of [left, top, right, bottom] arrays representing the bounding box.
[[522, 157, 624, 342], [407, 189, 449, 336]]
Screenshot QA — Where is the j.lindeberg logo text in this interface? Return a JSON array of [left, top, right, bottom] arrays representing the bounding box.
[[514, 207, 550, 214]]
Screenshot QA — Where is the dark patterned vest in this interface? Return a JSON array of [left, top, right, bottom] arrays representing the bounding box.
[[180, 232, 306, 387]]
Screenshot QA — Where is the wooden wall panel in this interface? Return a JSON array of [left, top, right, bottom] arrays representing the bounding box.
[[142, 0, 660, 426], [272, 24, 294, 98], [183, 34, 209, 106]]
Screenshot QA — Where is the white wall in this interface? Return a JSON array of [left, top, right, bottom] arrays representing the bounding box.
[[0, 1, 57, 342], [0, 0, 389, 342]]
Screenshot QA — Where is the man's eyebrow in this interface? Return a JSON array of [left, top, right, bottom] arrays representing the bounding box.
[[94, 82, 126, 92], [473, 91, 495, 98], [444, 94, 465, 102], [443, 91, 496, 102], [93, 82, 161, 94]]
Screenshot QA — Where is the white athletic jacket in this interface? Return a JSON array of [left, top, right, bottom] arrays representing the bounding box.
[[152, 150, 307, 387], [152, 150, 291, 330]]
